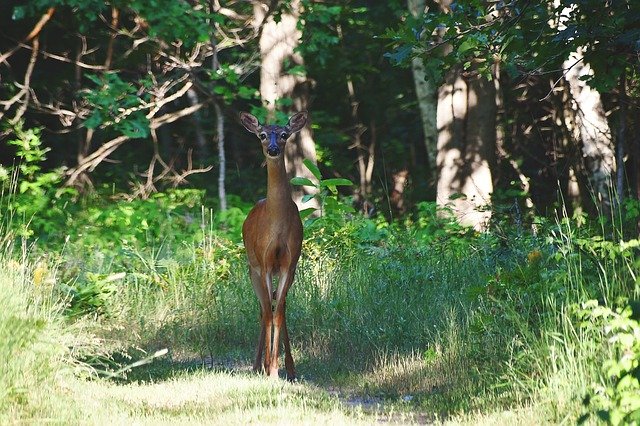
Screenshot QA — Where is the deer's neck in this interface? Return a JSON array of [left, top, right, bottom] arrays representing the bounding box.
[[266, 158, 294, 212]]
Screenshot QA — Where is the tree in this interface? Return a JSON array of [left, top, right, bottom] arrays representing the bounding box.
[[408, 0, 437, 176], [563, 49, 616, 215], [254, 0, 319, 211], [1, 0, 261, 200], [386, 0, 640, 220], [436, 67, 495, 229]]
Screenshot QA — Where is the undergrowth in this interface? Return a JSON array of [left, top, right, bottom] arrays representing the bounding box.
[[1, 154, 640, 423]]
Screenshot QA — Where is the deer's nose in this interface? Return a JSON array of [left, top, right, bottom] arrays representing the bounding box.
[[267, 133, 280, 156]]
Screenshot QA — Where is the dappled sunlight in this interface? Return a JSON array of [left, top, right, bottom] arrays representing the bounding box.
[[360, 348, 468, 398]]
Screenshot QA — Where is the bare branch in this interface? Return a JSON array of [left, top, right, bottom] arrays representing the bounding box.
[[104, 7, 120, 69], [1, 37, 40, 123], [65, 135, 129, 185], [0, 7, 55, 65], [146, 77, 192, 119], [150, 103, 205, 129], [25, 7, 56, 42], [65, 99, 206, 186], [168, 149, 213, 187], [540, 55, 585, 101]]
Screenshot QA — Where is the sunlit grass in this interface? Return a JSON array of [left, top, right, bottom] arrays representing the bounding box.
[[78, 370, 378, 425]]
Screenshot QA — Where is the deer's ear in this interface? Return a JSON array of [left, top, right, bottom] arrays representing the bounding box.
[[287, 111, 308, 134], [240, 112, 260, 134]]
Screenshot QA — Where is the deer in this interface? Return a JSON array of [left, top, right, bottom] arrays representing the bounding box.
[[239, 110, 308, 381]]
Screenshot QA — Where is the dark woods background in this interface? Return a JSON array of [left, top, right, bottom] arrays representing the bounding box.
[[1, 0, 639, 228]]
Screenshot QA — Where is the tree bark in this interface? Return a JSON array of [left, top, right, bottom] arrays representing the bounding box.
[[408, 0, 437, 176], [214, 101, 227, 211], [255, 0, 319, 212], [563, 48, 616, 216], [436, 68, 495, 230]]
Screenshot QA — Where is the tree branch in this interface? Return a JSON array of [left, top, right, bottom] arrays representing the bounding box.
[[0, 7, 55, 65]]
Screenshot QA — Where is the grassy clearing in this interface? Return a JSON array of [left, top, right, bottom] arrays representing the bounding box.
[[1, 194, 639, 424]]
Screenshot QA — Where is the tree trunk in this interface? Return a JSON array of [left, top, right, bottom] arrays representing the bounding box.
[[408, 0, 437, 176], [214, 101, 227, 211], [255, 0, 319, 212], [436, 68, 495, 230], [186, 88, 209, 160], [563, 48, 616, 216], [211, 13, 226, 212]]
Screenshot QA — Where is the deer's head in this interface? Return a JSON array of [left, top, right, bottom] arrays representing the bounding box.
[[240, 111, 308, 159]]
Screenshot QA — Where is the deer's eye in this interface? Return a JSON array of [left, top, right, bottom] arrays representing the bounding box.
[[259, 132, 267, 140], [280, 132, 289, 139]]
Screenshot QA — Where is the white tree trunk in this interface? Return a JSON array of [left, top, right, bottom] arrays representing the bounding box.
[[214, 101, 226, 211], [436, 69, 495, 230], [255, 0, 319, 212], [563, 48, 616, 214]]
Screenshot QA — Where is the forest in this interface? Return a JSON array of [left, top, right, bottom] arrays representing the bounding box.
[[1, 0, 639, 424]]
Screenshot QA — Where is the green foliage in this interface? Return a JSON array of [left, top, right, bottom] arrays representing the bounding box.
[[4, 121, 62, 196], [0, 254, 98, 422], [210, 64, 259, 103], [385, 0, 640, 91], [291, 158, 354, 226], [1, 122, 69, 239], [126, 0, 211, 48], [298, 1, 344, 66], [61, 271, 124, 318], [12, 0, 107, 31], [13, 0, 211, 45], [51, 189, 208, 249], [408, 201, 478, 255], [578, 300, 640, 425], [83, 72, 152, 138]]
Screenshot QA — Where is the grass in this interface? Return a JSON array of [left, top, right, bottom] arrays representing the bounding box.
[[1, 196, 639, 424], [77, 370, 378, 425], [0, 244, 94, 423]]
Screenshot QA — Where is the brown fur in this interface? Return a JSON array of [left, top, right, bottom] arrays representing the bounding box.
[[240, 111, 307, 380]]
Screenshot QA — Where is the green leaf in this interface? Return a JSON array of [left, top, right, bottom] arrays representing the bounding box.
[[12, 6, 26, 20], [449, 192, 467, 201], [291, 177, 316, 187], [301, 194, 316, 203], [303, 159, 322, 180], [384, 45, 413, 65], [319, 178, 353, 187], [458, 38, 478, 54], [288, 65, 307, 77], [84, 112, 103, 129], [299, 207, 316, 219]]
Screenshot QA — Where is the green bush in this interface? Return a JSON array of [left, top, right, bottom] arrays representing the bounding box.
[[578, 300, 640, 425]]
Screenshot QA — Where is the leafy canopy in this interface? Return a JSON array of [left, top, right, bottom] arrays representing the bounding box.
[[385, 0, 640, 91]]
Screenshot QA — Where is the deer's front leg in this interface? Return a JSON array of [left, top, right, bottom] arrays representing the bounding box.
[[270, 269, 296, 379], [250, 268, 272, 373]]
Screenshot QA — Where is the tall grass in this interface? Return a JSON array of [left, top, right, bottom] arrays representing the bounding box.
[[0, 242, 100, 422], [3, 172, 639, 423], [76, 216, 509, 414], [498, 214, 640, 422]]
